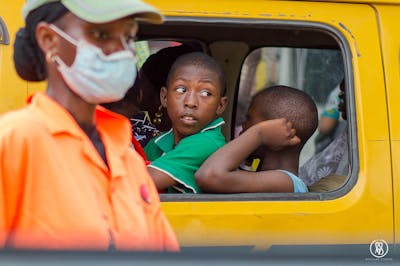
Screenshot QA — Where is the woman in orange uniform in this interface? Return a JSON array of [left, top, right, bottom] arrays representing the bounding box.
[[0, 0, 179, 251]]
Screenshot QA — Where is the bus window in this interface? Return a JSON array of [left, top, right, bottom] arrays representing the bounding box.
[[138, 19, 354, 201], [236, 47, 344, 165]]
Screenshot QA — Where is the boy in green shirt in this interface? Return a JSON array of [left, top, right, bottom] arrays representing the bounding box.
[[144, 52, 227, 193]]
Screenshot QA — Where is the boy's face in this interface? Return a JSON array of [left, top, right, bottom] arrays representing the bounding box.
[[161, 64, 227, 144], [242, 98, 268, 157], [242, 98, 265, 132]]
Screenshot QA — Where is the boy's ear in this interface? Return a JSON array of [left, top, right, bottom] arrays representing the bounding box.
[[160, 86, 168, 108], [216, 96, 228, 116]]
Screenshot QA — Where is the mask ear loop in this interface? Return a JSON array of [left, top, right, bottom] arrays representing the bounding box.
[[47, 24, 80, 70], [52, 55, 68, 70], [120, 35, 137, 57], [45, 49, 67, 71], [48, 24, 78, 46]]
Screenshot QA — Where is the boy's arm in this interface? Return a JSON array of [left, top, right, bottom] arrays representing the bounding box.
[[143, 138, 177, 191], [195, 118, 300, 193], [147, 131, 225, 193], [147, 167, 178, 191]]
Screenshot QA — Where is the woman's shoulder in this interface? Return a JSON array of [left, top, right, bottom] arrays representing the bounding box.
[[0, 107, 47, 139]]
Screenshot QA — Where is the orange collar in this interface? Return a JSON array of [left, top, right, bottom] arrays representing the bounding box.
[[27, 92, 132, 156]]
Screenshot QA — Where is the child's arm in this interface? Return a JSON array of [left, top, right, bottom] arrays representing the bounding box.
[[147, 168, 178, 191], [146, 129, 225, 193], [195, 118, 300, 193]]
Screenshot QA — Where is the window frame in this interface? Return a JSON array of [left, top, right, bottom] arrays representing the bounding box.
[[0, 16, 10, 45], [139, 17, 359, 202]]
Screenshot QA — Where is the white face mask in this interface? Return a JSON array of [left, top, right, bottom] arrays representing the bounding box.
[[49, 24, 137, 104]]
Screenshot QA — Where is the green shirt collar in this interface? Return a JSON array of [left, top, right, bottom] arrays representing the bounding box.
[[154, 117, 225, 153]]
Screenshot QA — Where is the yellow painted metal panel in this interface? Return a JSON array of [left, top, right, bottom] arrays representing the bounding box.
[[0, 0, 26, 113], [0, 0, 46, 114], [148, 0, 393, 248], [302, 0, 400, 4], [162, 141, 393, 247], [375, 5, 400, 244], [0, 0, 395, 249]]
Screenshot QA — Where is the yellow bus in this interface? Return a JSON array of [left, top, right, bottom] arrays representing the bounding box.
[[1, 0, 399, 256]]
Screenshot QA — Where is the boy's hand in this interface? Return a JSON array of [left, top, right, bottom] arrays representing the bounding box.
[[256, 118, 300, 150]]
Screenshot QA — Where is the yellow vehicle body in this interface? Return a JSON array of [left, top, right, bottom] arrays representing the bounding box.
[[1, 0, 399, 253], [148, 0, 399, 250], [0, 1, 44, 113]]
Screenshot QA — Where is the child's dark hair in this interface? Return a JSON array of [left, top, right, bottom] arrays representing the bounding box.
[[13, 2, 68, 81], [140, 43, 203, 93], [167, 52, 226, 96], [252, 85, 318, 145]]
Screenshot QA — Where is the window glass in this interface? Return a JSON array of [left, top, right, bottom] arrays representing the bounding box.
[[135, 40, 182, 68], [236, 47, 344, 165], [137, 21, 352, 198]]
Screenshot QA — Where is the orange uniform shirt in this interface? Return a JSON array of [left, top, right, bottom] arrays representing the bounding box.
[[0, 92, 179, 251]]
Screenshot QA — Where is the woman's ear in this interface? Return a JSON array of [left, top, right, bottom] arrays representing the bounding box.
[[160, 86, 168, 108], [216, 96, 228, 116], [35, 22, 60, 58]]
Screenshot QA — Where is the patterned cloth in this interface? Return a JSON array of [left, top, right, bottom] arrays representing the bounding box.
[[134, 41, 151, 68], [130, 111, 161, 147], [321, 85, 340, 119], [299, 124, 349, 186]]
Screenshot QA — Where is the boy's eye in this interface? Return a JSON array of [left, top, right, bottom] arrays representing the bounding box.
[[199, 90, 212, 97], [175, 86, 186, 93]]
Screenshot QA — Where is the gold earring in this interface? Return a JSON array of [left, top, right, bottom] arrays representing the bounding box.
[[46, 52, 54, 63], [152, 105, 163, 125]]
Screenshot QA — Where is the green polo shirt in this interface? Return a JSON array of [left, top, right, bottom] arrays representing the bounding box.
[[144, 117, 226, 193]]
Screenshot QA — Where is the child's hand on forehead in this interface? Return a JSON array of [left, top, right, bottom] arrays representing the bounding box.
[[257, 118, 300, 151]]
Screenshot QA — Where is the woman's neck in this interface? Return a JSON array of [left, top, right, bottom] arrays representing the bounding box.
[[46, 80, 97, 126]]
